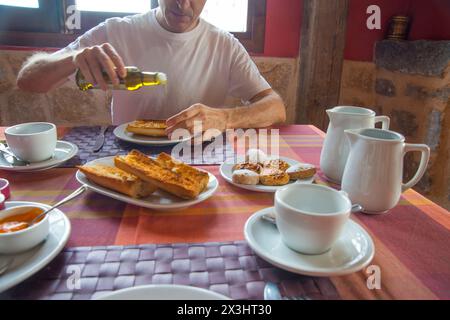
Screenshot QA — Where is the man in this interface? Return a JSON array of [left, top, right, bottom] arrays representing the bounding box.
[[17, 0, 286, 136]]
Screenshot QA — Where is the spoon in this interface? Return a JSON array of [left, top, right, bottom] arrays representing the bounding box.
[[27, 185, 88, 226], [0, 143, 29, 166]]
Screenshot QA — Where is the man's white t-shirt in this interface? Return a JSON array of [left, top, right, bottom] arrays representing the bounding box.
[[61, 9, 271, 125]]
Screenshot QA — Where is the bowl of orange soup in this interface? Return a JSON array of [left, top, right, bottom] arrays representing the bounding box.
[[0, 205, 49, 254]]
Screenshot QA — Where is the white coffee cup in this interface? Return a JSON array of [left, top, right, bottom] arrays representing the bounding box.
[[274, 184, 352, 255], [5, 122, 57, 163]]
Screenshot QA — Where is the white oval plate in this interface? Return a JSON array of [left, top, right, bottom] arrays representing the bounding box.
[[113, 123, 191, 146], [244, 207, 375, 277], [76, 156, 219, 211], [0, 141, 78, 172], [95, 284, 230, 300], [0, 201, 71, 293], [220, 156, 314, 193]]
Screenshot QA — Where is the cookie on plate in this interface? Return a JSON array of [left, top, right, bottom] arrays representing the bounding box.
[[263, 159, 290, 172], [259, 168, 290, 186], [232, 169, 260, 185], [286, 163, 316, 180], [232, 162, 262, 174]]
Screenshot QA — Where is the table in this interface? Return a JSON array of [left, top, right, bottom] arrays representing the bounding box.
[[0, 125, 449, 300]]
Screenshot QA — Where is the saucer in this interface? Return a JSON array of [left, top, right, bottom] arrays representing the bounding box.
[[0, 141, 78, 172], [244, 207, 375, 277], [95, 285, 230, 300], [0, 201, 71, 293]]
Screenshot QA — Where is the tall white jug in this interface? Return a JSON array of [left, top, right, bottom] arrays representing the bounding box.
[[320, 106, 390, 183], [342, 128, 430, 214]]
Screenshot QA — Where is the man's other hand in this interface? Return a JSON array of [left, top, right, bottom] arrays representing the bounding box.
[[165, 104, 229, 137]]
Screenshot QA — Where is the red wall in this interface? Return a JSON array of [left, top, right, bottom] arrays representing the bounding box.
[[262, 0, 302, 58], [263, 0, 450, 61], [345, 0, 450, 61]]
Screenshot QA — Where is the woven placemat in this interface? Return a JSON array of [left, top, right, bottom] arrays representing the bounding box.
[[0, 241, 340, 300], [61, 126, 234, 167]]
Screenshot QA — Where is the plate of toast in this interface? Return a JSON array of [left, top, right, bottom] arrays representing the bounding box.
[[220, 149, 316, 193], [76, 150, 218, 211], [114, 120, 191, 146]]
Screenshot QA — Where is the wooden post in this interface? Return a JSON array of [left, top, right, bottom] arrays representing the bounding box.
[[296, 0, 349, 130]]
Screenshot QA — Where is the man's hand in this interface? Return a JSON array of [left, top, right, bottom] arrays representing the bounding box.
[[73, 43, 127, 91], [166, 104, 230, 137]]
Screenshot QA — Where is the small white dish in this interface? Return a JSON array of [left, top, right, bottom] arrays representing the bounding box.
[[220, 156, 315, 193], [0, 205, 49, 254], [244, 207, 375, 277], [113, 123, 191, 146], [95, 284, 230, 300], [0, 201, 71, 294], [76, 156, 219, 211], [0, 141, 78, 172]]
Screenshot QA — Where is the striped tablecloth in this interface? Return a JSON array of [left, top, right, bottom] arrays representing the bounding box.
[[0, 125, 449, 300]]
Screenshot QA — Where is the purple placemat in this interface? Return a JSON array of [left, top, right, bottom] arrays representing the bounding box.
[[61, 126, 235, 167], [0, 241, 340, 300]]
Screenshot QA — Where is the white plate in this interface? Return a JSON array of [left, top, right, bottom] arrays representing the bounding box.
[[76, 156, 219, 211], [0, 201, 71, 293], [113, 123, 191, 146], [0, 141, 78, 172], [95, 284, 230, 300], [244, 207, 375, 277], [220, 156, 314, 193]]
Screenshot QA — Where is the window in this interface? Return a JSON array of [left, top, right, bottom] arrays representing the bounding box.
[[0, 0, 39, 8], [0, 0, 266, 53]]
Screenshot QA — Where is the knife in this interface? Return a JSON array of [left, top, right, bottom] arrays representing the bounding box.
[[92, 125, 108, 153]]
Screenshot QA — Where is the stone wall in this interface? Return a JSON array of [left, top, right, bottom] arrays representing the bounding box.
[[339, 41, 450, 210], [0, 49, 299, 126]]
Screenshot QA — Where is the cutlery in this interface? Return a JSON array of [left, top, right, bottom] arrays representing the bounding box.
[[92, 125, 108, 153], [0, 143, 29, 166], [262, 204, 364, 226], [264, 282, 310, 300], [27, 185, 88, 227], [0, 258, 14, 276]]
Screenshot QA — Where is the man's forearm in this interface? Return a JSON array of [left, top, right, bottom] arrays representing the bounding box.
[[225, 92, 287, 129], [17, 51, 77, 93]]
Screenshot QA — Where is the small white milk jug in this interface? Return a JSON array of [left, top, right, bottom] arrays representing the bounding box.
[[320, 106, 390, 183], [342, 128, 430, 214]]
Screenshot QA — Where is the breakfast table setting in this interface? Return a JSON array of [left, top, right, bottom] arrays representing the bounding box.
[[0, 109, 449, 300]]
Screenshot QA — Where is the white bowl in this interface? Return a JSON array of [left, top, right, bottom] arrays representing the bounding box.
[[0, 205, 50, 254]]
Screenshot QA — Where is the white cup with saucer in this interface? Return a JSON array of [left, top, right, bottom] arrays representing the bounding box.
[[275, 184, 352, 255], [5, 122, 57, 163]]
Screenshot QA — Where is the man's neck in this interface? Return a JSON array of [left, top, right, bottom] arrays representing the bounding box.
[[155, 8, 200, 33]]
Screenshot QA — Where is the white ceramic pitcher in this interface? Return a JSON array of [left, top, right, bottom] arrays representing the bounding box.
[[342, 128, 430, 214], [320, 106, 390, 183]]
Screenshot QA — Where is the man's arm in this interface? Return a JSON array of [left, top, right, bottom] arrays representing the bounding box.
[[166, 89, 286, 136], [17, 43, 126, 93]]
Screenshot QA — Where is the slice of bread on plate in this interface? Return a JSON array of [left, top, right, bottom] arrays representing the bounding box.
[[114, 150, 209, 200], [126, 120, 167, 137], [77, 164, 157, 198]]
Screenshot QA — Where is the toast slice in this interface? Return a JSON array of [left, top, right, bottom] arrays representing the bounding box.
[[126, 120, 167, 137], [114, 150, 209, 200], [78, 164, 157, 198]]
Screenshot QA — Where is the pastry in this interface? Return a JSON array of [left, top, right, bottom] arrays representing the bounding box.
[[259, 167, 290, 186], [263, 159, 290, 172], [286, 163, 317, 180], [232, 162, 262, 174], [232, 169, 260, 185]]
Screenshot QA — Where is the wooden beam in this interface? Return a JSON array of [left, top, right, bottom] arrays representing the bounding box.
[[296, 0, 349, 130]]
